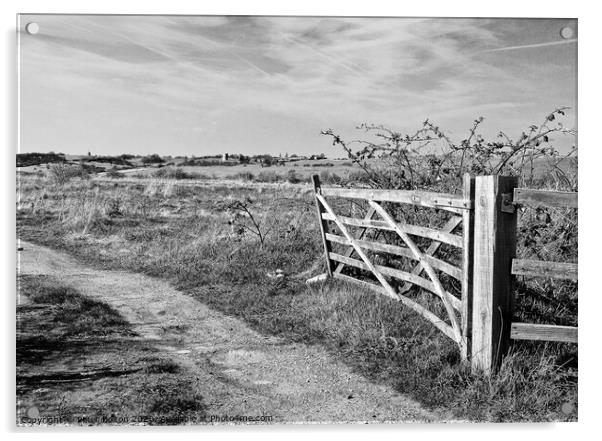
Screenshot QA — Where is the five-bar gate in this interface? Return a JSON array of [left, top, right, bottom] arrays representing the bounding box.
[[309, 174, 475, 359], [308, 174, 578, 373]]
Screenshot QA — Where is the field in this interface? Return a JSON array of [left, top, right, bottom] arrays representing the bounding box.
[[16, 165, 577, 423], [171, 158, 356, 179], [18, 155, 361, 185]]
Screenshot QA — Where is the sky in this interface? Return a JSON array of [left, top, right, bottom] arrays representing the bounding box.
[[18, 15, 577, 157]]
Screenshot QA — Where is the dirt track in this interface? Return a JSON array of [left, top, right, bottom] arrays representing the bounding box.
[[18, 240, 445, 424]]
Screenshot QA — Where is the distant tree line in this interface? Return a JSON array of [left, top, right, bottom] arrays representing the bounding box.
[[17, 152, 66, 167]]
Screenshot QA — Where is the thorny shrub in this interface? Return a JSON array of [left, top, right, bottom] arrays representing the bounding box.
[[322, 108, 576, 191], [322, 108, 578, 332]]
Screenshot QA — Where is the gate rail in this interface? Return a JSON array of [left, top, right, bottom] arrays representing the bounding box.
[[308, 174, 578, 373], [310, 175, 473, 357]]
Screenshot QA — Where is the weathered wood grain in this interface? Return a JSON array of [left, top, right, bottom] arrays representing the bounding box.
[[399, 215, 463, 294], [461, 174, 475, 361], [510, 322, 578, 343], [333, 207, 377, 275], [312, 175, 333, 277], [321, 212, 463, 248], [511, 259, 577, 280], [513, 188, 578, 209], [328, 252, 462, 311], [316, 193, 400, 302], [471, 175, 518, 373], [325, 233, 462, 281], [368, 200, 463, 347], [320, 187, 471, 212]]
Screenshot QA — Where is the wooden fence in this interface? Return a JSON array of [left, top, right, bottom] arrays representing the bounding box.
[[307, 174, 578, 373], [508, 188, 578, 345]]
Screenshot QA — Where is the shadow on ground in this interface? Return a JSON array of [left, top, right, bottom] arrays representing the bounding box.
[[17, 275, 208, 425]]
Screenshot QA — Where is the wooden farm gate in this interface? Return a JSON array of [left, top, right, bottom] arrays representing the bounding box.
[[308, 174, 578, 373], [308, 174, 475, 359]]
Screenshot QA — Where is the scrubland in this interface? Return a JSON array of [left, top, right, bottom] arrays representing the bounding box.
[[16, 158, 577, 421]]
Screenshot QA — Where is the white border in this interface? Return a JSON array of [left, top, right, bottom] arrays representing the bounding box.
[[2, 1, 599, 440]]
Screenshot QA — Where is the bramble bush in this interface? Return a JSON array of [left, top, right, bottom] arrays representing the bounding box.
[[322, 108, 576, 192]]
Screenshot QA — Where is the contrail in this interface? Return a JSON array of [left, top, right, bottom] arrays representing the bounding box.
[[54, 18, 175, 64], [57, 18, 276, 79], [284, 35, 366, 76], [480, 38, 577, 53]]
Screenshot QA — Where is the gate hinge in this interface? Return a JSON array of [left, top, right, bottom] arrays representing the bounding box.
[[501, 193, 516, 213]]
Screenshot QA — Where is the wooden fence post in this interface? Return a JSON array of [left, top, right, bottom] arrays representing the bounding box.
[[461, 174, 475, 361], [312, 175, 333, 277], [471, 175, 518, 373]]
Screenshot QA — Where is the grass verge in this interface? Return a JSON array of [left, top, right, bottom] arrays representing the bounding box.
[[16, 177, 577, 422]]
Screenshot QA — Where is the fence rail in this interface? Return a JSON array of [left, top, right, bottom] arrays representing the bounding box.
[[507, 186, 578, 349], [511, 258, 577, 280], [510, 323, 578, 343], [308, 174, 577, 373], [513, 188, 578, 209]]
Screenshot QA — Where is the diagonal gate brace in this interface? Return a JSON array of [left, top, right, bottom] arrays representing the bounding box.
[[399, 215, 462, 294]]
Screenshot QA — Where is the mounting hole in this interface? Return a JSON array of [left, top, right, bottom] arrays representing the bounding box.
[[560, 26, 574, 39], [26, 22, 39, 35], [561, 402, 575, 415], [26, 406, 40, 418]]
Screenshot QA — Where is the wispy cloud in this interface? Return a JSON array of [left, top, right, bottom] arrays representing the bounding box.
[[18, 15, 577, 156]]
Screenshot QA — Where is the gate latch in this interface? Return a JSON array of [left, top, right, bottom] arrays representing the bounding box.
[[501, 193, 516, 213]]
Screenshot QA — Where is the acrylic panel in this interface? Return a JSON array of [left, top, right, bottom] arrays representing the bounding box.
[[16, 15, 578, 426]]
